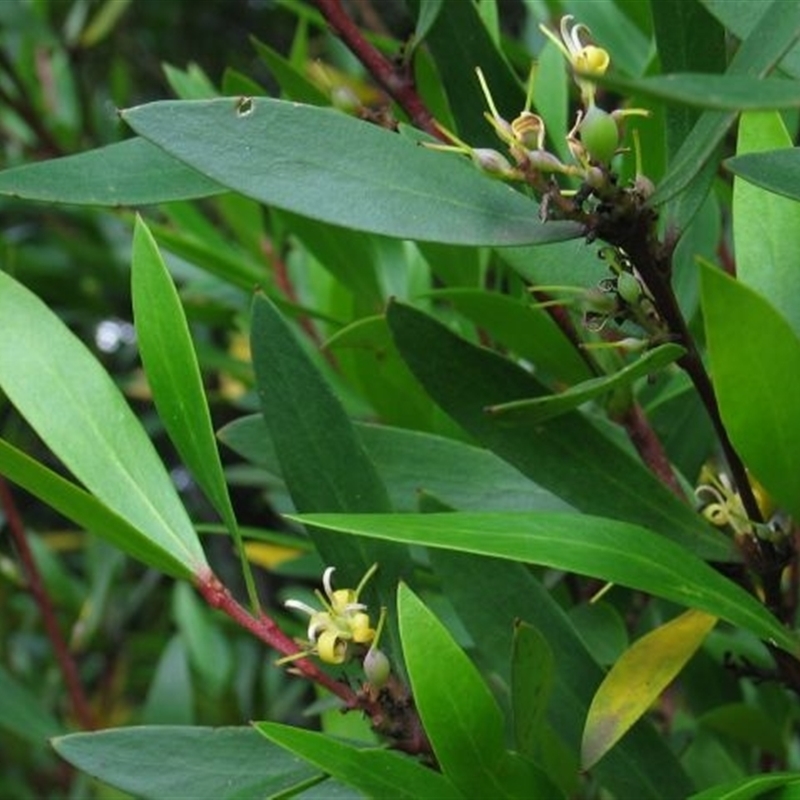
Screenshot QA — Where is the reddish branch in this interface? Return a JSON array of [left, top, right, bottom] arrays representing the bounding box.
[[619, 403, 685, 500], [196, 569, 431, 755], [313, 0, 441, 139], [0, 478, 95, 730]]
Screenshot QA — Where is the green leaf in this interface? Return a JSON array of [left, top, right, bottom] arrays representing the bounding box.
[[256, 722, 463, 800], [0, 138, 222, 205], [219, 415, 572, 513], [249, 294, 411, 655], [725, 148, 800, 202], [732, 113, 800, 339], [487, 344, 685, 425], [131, 217, 256, 601], [293, 512, 798, 656], [0, 664, 63, 747], [688, 773, 800, 800], [701, 264, 800, 521], [652, 1, 800, 210], [398, 584, 561, 799], [0, 271, 207, 578], [398, 583, 505, 796], [511, 622, 555, 760], [132, 216, 237, 533], [595, 73, 800, 110], [581, 609, 717, 770], [386, 300, 735, 561], [52, 726, 321, 799], [120, 98, 582, 246], [250, 36, 329, 105], [651, 0, 726, 162], [0, 439, 191, 577], [426, 288, 593, 385], [429, 553, 692, 799], [413, 0, 524, 144]]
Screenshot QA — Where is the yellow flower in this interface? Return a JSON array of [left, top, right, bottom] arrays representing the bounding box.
[[281, 564, 378, 666], [540, 15, 610, 107]]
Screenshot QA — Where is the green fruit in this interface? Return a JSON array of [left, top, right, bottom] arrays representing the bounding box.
[[580, 105, 619, 165]]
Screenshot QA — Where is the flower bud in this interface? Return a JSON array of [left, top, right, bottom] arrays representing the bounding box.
[[363, 647, 391, 689], [579, 105, 620, 165], [616, 271, 643, 305]]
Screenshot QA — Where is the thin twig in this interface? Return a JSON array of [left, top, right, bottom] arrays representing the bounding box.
[[313, 0, 441, 138], [0, 478, 95, 729]]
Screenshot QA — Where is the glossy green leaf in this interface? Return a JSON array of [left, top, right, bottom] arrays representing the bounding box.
[[701, 264, 800, 521], [120, 98, 582, 246], [487, 343, 685, 424], [52, 726, 321, 799], [132, 216, 238, 534], [249, 293, 411, 655], [426, 288, 592, 385], [398, 582, 505, 796], [398, 584, 561, 799], [0, 439, 190, 577], [581, 609, 718, 770], [294, 512, 798, 656], [733, 113, 800, 339], [688, 772, 800, 800], [726, 148, 800, 202], [0, 664, 63, 747], [700, 703, 785, 757], [0, 137, 222, 205], [256, 722, 463, 800], [652, 1, 800, 209], [0, 271, 207, 578], [595, 73, 800, 110], [386, 300, 735, 561], [219, 415, 572, 513], [131, 217, 257, 601], [428, 552, 692, 799]]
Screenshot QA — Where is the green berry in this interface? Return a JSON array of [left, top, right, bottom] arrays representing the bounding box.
[[579, 105, 619, 165]]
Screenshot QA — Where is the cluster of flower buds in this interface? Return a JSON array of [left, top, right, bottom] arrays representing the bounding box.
[[429, 15, 649, 193], [281, 563, 391, 688], [584, 246, 667, 337]]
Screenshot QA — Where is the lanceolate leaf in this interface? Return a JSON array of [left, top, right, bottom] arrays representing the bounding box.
[[397, 584, 562, 799], [120, 97, 582, 246], [256, 722, 463, 800], [732, 113, 800, 340], [249, 294, 413, 657], [0, 138, 222, 205], [701, 264, 800, 522], [725, 148, 800, 203], [0, 439, 191, 578], [132, 217, 237, 531], [687, 772, 800, 800], [292, 512, 798, 656], [581, 609, 718, 770], [652, 1, 800, 209], [386, 300, 734, 562], [131, 218, 255, 600], [593, 73, 800, 111], [487, 344, 685, 425], [52, 726, 321, 800], [0, 272, 207, 578]]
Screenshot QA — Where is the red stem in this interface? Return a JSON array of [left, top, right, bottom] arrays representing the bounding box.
[[313, 0, 442, 139], [195, 569, 358, 705], [0, 478, 95, 730]]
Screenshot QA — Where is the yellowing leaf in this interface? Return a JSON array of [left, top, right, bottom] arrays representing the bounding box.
[[581, 609, 717, 770]]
